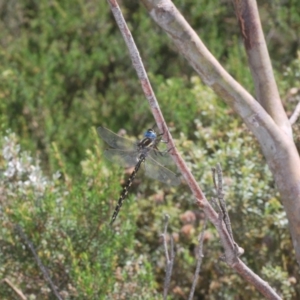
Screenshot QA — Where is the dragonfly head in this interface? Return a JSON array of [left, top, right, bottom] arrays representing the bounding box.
[[144, 129, 157, 140]]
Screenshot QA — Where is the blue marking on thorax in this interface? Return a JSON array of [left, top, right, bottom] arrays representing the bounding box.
[[144, 129, 157, 140]]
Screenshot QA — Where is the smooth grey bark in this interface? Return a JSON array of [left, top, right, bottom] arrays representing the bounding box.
[[140, 0, 300, 265]]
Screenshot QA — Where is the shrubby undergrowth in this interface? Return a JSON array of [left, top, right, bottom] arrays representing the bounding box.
[[1, 0, 300, 299], [0, 131, 158, 299]]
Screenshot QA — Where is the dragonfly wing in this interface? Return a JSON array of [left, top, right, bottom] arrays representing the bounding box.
[[103, 149, 139, 167], [97, 126, 137, 150], [144, 157, 181, 186], [148, 150, 176, 166]]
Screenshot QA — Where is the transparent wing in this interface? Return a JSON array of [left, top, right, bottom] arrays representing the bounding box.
[[97, 126, 137, 150], [144, 157, 181, 186], [148, 149, 176, 166], [103, 149, 140, 167]]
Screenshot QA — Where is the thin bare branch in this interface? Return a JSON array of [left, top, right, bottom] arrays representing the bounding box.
[[107, 0, 237, 268], [213, 164, 244, 257], [210, 197, 219, 212], [106, 0, 207, 213], [215, 164, 234, 241], [162, 214, 170, 262], [234, 262, 282, 300], [15, 225, 63, 300], [140, 0, 300, 268], [232, 0, 291, 137], [188, 217, 207, 300], [195, 199, 280, 300], [161, 214, 175, 300], [289, 101, 300, 125], [107, 1, 282, 297], [2, 278, 27, 300], [212, 167, 217, 190]]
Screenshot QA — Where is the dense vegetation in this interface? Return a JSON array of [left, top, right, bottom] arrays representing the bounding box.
[[1, 0, 300, 299]]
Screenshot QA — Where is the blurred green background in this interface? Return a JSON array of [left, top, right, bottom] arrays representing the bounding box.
[[0, 0, 300, 299]]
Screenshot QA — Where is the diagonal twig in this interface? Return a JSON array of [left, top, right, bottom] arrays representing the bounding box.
[[212, 164, 244, 257], [106, 1, 280, 298], [289, 100, 300, 125], [2, 278, 27, 300], [213, 164, 234, 241], [15, 225, 63, 300], [139, 0, 300, 267], [188, 217, 207, 300], [161, 214, 175, 300]]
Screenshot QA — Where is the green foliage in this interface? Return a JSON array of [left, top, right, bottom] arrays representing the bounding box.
[[1, 0, 300, 299], [0, 131, 159, 299], [262, 265, 296, 300], [165, 80, 294, 298], [135, 78, 298, 299]]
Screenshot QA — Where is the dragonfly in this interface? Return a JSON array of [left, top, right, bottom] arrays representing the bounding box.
[[97, 126, 180, 224]]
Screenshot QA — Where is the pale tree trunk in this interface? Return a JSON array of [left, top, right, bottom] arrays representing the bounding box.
[[140, 0, 300, 265]]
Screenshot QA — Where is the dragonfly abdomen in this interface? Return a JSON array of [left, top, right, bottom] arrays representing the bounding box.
[[110, 155, 145, 224], [97, 126, 180, 224]]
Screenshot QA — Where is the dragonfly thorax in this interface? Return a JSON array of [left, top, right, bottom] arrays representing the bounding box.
[[138, 129, 158, 151], [143, 129, 157, 140]]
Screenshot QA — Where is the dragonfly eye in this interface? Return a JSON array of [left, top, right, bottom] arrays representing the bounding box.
[[144, 129, 157, 140]]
